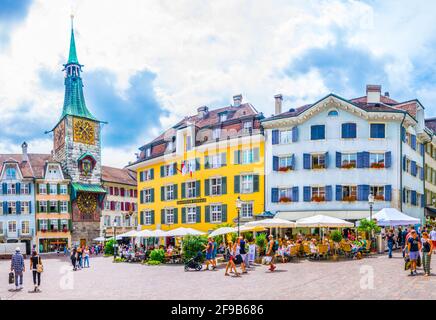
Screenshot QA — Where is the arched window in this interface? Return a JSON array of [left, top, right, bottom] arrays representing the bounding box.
[[328, 110, 339, 117]]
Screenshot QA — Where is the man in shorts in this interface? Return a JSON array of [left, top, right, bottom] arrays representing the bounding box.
[[407, 230, 421, 276], [267, 235, 276, 272]]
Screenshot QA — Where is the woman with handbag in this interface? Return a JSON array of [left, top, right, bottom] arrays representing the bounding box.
[[30, 250, 43, 292]]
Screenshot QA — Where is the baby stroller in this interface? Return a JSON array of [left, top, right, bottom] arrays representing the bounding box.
[[184, 252, 203, 271]]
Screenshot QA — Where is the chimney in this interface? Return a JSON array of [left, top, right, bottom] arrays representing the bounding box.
[[384, 91, 390, 98], [21, 142, 28, 162], [274, 94, 283, 115], [366, 85, 381, 104], [197, 105, 209, 119], [233, 94, 242, 107]]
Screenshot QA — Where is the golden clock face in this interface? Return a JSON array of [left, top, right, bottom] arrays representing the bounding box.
[[54, 120, 65, 151], [73, 118, 95, 145], [77, 193, 97, 214]]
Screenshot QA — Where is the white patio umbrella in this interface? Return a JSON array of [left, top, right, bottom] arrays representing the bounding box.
[[93, 236, 106, 242], [165, 227, 205, 237], [149, 229, 169, 237], [244, 218, 296, 228], [369, 208, 420, 226], [116, 230, 139, 238], [135, 229, 154, 238], [209, 227, 236, 237], [296, 215, 354, 228]]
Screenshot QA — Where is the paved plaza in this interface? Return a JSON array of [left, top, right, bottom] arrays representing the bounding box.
[[1, 251, 435, 300]]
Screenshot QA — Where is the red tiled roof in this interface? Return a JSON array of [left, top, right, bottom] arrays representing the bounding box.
[[0, 153, 52, 178], [102, 166, 136, 186], [425, 118, 436, 134], [350, 95, 399, 105]]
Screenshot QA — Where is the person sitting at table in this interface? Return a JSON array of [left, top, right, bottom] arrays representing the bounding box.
[[309, 239, 319, 258]]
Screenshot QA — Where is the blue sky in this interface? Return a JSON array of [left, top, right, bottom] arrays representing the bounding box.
[[1, 0, 436, 167]]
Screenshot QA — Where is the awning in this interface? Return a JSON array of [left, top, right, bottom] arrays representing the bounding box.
[[275, 210, 369, 221], [71, 183, 106, 202], [425, 206, 436, 218]]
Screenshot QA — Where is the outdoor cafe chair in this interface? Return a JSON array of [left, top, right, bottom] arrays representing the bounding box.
[[317, 244, 329, 260]]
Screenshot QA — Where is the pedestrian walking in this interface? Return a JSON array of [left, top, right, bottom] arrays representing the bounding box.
[[407, 230, 421, 276], [212, 238, 218, 269], [83, 246, 90, 268], [77, 246, 83, 269], [386, 229, 395, 258], [421, 232, 433, 276], [203, 237, 214, 270], [30, 250, 43, 292], [430, 227, 436, 254], [71, 247, 77, 271], [10, 247, 25, 290], [266, 234, 276, 272], [236, 237, 247, 273], [224, 241, 240, 277]]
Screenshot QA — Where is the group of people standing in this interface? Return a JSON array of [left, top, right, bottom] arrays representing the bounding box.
[[10, 247, 43, 292], [70, 246, 91, 271]]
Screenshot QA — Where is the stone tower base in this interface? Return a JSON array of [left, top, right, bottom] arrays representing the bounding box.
[[71, 222, 100, 247]]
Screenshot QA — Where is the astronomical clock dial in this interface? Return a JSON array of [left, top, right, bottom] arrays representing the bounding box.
[[77, 193, 97, 214], [54, 119, 65, 151], [73, 118, 95, 145]]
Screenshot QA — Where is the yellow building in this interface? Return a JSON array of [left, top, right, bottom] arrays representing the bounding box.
[[35, 160, 72, 253], [127, 95, 265, 233], [424, 118, 436, 220]]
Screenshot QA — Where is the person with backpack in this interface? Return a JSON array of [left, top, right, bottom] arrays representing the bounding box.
[[407, 230, 421, 276], [10, 247, 25, 291], [266, 234, 276, 272], [386, 229, 395, 258], [421, 232, 433, 277], [70, 247, 77, 271], [30, 250, 43, 292]]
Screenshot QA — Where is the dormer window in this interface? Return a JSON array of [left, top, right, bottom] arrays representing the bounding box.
[[5, 166, 16, 180], [146, 147, 151, 158], [219, 113, 228, 122], [213, 128, 221, 140]]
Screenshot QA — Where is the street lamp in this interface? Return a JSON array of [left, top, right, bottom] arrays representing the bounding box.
[[368, 193, 375, 240], [113, 220, 118, 261], [236, 196, 242, 237]]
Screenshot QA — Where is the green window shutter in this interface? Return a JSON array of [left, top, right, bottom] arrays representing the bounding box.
[[174, 184, 178, 199], [204, 156, 210, 169], [57, 183, 60, 195], [68, 219, 72, 231], [161, 209, 165, 224], [68, 201, 72, 213], [253, 174, 259, 192], [37, 220, 41, 231], [151, 210, 155, 224], [204, 179, 210, 196], [58, 219, 61, 230], [67, 184, 71, 195], [151, 189, 155, 203], [140, 211, 144, 225], [222, 204, 227, 222], [221, 153, 227, 167], [36, 183, 39, 195], [196, 181, 201, 197], [46, 183, 50, 194], [205, 205, 210, 223], [182, 207, 186, 223], [222, 177, 227, 195], [57, 201, 61, 213], [234, 175, 240, 193], [253, 147, 260, 162], [161, 186, 165, 201], [173, 163, 178, 175], [160, 166, 164, 177], [36, 201, 39, 213], [234, 150, 241, 164], [181, 183, 186, 199], [174, 208, 178, 224], [196, 206, 201, 223]]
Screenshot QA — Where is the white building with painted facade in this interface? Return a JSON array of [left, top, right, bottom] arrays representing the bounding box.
[[262, 85, 429, 223]]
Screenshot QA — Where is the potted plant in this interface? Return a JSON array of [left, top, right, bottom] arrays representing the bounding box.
[[371, 162, 385, 169], [343, 195, 357, 202], [341, 163, 356, 169], [255, 233, 267, 262], [311, 195, 325, 202], [313, 164, 325, 169], [279, 166, 293, 172], [357, 219, 381, 252], [374, 194, 385, 201], [330, 230, 342, 261], [279, 196, 292, 203]]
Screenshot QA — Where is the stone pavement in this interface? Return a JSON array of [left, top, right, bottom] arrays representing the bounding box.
[[0, 251, 434, 300]]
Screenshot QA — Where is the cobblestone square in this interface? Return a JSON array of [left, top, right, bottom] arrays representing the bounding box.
[[1, 251, 434, 300]]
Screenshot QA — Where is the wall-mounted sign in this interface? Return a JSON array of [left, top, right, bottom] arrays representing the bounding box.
[[176, 198, 206, 205]]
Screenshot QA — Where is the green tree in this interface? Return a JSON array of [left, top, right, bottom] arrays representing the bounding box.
[[255, 233, 267, 255], [150, 249, 165, 263], [182, 235, 208, 261], [104, 238, 115, 255], [358, 219, 381, 238]]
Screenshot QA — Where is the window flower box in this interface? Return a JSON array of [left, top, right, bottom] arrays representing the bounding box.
[[341, 163, 356, 169], [41, 229, 47, 233], [279, 196, 292, 203], [343, 195, 357, 202], [278, 166, 293, 172], [370, 163, 385, 169], [312, 164, 325, 169], [374, 195, 385, 201], [62, 228, 68, 233], [311, 196, 325, 202]]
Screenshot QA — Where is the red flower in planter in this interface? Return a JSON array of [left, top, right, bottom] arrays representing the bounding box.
[[311, 196, 325, 202], [371, 163, 385, 169], [375, 195, 385, 201], [343, 195, 357, 202], [279, 196, 292, 203], [278, 166, 293, 172], [341, 163, 356, 169]]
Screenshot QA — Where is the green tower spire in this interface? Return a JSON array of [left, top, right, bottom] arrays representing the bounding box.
[[58, 15, 97, 123]]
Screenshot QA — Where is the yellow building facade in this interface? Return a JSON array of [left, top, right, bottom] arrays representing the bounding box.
[[35, 161, 72, 253], [128, 96, 265, 232]]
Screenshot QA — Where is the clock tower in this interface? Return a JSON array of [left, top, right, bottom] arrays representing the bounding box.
[[52, 16, 106, 245]]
